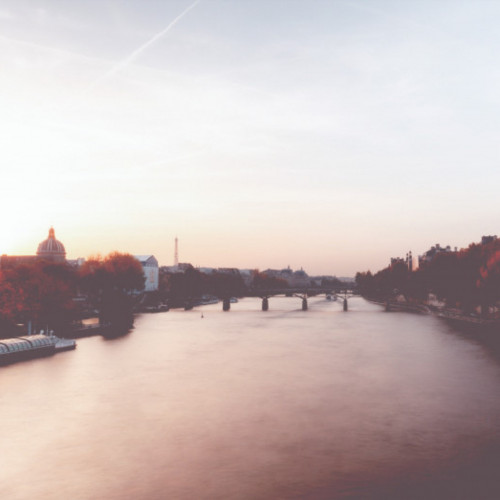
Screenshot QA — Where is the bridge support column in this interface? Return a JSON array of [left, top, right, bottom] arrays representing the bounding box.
[[262, 297, 269, 311], [302, 297, 308, 311], [343, 298, 348, 311], [222, 298, 230, 311]]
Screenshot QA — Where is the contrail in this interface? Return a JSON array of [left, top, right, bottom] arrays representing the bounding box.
[[84, 0, 200, 94]]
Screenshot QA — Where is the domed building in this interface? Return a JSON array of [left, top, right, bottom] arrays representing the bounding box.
[[36, 227, 66, 262], [1, 227, 68, 268]]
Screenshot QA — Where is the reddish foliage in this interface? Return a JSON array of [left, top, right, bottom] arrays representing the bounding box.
[[356, 238, 500, 309], [0, 261, 76, 334]]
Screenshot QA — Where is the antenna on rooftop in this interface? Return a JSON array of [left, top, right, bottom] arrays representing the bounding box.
[[174, 237, 179, 266]]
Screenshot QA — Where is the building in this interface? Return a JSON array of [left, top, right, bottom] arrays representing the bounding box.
[[418, 244, 456, 266], [417, 237, 496, 267], [216, 268, 241, 276], [36, 227, 66, 262], [390, 257, 405, 266], [390, 251, 417, 271], [481, 235, 498, 245], [134, 255, 159, 292], [161, 263, 194, 274], [1, 227, 68, 268]]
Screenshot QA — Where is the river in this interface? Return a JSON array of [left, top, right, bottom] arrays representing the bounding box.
[[2, 296, 500, 499]]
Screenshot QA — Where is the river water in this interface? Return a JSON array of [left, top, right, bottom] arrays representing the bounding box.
[[2, 296, 500, 499]]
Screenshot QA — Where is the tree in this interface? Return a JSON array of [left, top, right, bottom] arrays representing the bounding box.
[[476, 240, 500, 315], [79, 253, 144, 294], [79, 252, 144, 334], [207, 270, 246, 299], [250, 270, 288, 290], [355, 271, 374, 296], [103, 252, 145, 292], [0, 261, 77, 337], [355, 237, 500, 314]]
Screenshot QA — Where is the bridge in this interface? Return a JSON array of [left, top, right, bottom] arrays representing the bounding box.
[[220, 286, 359, 312]]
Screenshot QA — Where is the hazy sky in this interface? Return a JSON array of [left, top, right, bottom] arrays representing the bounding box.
[[1, 0, 499, 275]]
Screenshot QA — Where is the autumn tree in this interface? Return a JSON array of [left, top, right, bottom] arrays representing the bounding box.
[[79, 252, 144, 333], [355, 237, 500, 314], [0, 261, 77, 337], [476, 239, 500, 314]]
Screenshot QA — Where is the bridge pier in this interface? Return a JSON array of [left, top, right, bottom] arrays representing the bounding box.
[[343, 298, 348, 311], [222, 298, 231, 311], [302, 297, 308, 311], [262, 297, 269, 311]]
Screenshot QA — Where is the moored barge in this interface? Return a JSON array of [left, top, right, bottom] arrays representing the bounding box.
[[0, 335, 75, 365]]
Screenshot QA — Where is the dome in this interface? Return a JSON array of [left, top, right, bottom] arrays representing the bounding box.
[[36, 227, 66, 261]]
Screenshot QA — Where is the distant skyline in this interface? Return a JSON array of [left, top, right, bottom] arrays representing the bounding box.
[[1, 1, 499, 275], [3, 226, 494, 278]]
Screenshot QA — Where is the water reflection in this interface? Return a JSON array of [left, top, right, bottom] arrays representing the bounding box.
[[2, 297, 500, 499]]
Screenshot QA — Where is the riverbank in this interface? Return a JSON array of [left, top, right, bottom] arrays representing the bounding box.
[[365, 297, 430, 314], [365, 296, 500, 333], [69, 322, 111, 338]]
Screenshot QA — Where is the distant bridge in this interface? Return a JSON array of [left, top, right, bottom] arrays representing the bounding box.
[[221, 286, 359, 312]]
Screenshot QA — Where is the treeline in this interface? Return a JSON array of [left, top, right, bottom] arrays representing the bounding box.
[[156, 267, 347, 308], [0, 256, 346, 337], [356, 238, 500, 314], [156, 268, 290, 308], [0, 252, 144, 338]]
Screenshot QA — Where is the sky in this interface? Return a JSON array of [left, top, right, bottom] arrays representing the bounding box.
[[1, 0, 499, 276]]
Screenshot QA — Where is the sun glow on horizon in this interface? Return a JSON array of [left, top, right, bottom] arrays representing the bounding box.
[[1, 223, 62, 258], [2, 232, 34, 256]]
